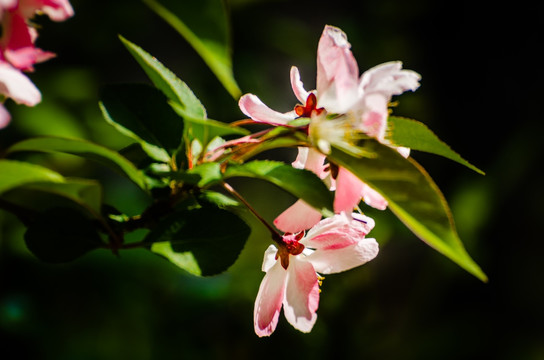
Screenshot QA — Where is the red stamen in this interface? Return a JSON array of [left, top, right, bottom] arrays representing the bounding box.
[[294, 93, 324, 118]]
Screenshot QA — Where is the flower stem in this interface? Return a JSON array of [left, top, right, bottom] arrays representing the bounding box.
[[221, 181, 283, 245]]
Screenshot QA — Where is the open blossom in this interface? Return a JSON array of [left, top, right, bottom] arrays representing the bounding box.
[[240, 25, 420, 232], [254, 213, 379, 336], [0, 0, 73, 128]]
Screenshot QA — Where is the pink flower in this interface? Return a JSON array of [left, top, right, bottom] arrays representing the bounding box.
[[240, 25, 419, 230], [254, 213, 379, 336], [0, 0, 73, 129]]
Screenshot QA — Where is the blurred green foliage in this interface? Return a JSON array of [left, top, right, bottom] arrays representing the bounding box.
[[1, 0, 542, 359]]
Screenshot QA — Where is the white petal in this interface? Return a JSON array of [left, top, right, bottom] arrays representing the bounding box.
[[282, 257, 319, 333], [238, 94, 296, 125], [262, 245, 279, 272], [254, 260, 288, 337], [307, 237, 379, 274], [0, 64, 41, 106], [359, 61, 421, 98]]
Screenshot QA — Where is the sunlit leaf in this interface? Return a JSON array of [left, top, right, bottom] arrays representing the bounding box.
[[148, 205, 251, 276], [119, 36, 207, 119], [328, 140, 487, 282], [24, 207, 103, 263], [387, 116, 484, 175], [7, 137, 149, 190], [0, 160, 64, 195], [224, 160, 334, 217], [143, 0, 242, 98]]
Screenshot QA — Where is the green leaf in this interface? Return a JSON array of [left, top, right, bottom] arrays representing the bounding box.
[[99, 83, 184, 162], [169, 102, 249, 148], [7, 137, 148, 190], [224, 160, 334, 217], [24, 207, 103, 263], [0, 160, 103, 219], [0, 160, 64, 195], [387, 116, 485, 175], [148, 206, 251, 276], [328, 140, 487, 282], [119, 36, 207, 119], [21, 179, 102, 216], [143, 0, 242, 98]]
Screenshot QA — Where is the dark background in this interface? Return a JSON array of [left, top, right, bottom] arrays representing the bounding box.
[[0, 0, 542, 359]]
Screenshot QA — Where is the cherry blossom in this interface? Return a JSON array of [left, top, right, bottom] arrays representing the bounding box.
[[240, 25, 420, 231], [254, 213, 379, 336]]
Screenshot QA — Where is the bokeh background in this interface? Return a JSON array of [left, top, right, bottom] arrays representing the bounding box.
[[0, 0, 541, 359]]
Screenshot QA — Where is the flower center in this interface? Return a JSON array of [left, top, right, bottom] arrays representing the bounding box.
[[277, 232, 305, 269], [294, 93, 324, 118]]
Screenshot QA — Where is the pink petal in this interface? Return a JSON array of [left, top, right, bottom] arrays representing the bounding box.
[[303, 147, 327, 177], [306, 237, 379, 274], [40, 0, 75, 21], [303, 213, 374, 248], [274, 199, 322, 233], [316, 25, 360, 114], [254, 258, 287, 337], [334, 167, 364, 213], [360, 94, 388, 141], [283, 257, 319, 333], [290, 66, 310, 104], [0, 105, 11, 129], [238, 94, 296, 126], [361, 183, 388, 210], [16, 0, 74, 21], [0, 63, 41, 106]]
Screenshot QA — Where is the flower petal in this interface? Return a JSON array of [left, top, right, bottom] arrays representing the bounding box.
[[254, 259, 287, 337], [306, 237, 379, 274], [274, 199, 322, 233], [290, 66, 310, 104], [0, 105, 11, 129], [239, 94, 296, 125], [334, 167, 364, 213], [0, 63, 41, 106], [361, 183, 388, 210], [303, 213, 374, 250], [316, 25, 360, 114], [359, 61, 421, 98], [283, 257, 319, 333]]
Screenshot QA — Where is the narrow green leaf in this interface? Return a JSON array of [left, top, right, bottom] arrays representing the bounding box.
[[119, 36, 207, 118], [99, 83, 185, 162], [224, 160, 334, 217], [168, 102, 249, 149], [329, 141, 487, 282], [387, 116, 485, 175], [143, 0, 242, 98], [24, 207, 103, 263], [0, 160, 64, 195], [148, 206, 251, 276], [7, 137, 148, 190]]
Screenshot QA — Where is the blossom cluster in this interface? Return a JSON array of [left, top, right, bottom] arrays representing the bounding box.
[[240, 25, 421, 336], [0, 0, 73, 128]]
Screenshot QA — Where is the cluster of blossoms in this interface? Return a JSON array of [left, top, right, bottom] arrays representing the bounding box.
[[0, 0, 73, 128], [239, 25, 421, 336]]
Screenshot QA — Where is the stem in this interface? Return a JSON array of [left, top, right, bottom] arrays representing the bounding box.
[[221, 181, 283, 245]]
